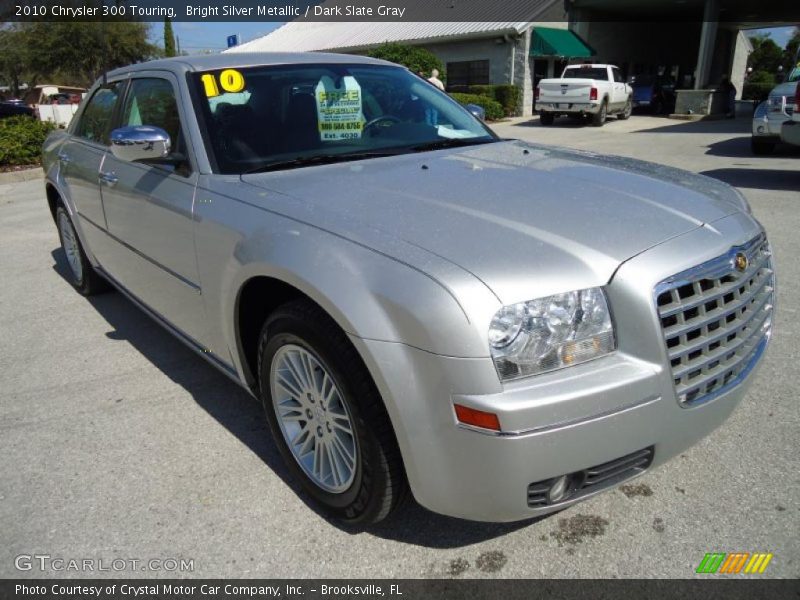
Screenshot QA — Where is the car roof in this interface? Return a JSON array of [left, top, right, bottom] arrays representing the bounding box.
[[106, 52, 398, 78]]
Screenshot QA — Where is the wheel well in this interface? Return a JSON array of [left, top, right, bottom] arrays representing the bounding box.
[[236, 276, 317, 390], [45, 184, 60, 222]]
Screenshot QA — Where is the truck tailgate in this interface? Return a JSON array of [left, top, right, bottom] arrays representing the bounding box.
[[538, 78, 595, 104]]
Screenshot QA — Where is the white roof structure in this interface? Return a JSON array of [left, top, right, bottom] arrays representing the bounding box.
[[227, 0, 563, 53]]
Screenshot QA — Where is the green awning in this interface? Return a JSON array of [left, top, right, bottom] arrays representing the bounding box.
[[530, 27, 594, 59]]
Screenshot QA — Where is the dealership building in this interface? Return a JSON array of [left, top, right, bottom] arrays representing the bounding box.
[[230, 0, 790, 116]]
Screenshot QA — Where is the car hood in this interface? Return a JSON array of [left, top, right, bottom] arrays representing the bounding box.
[[769, 81, 798, 98], [240, 140, 745, 304]]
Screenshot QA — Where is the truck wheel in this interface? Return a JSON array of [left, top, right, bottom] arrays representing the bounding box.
[[592, 101, 607, 127], [540, 113, 554, 126], [55, 205, 110, 296], [751, 138, 775, 155], [617, 97, 632, 120], [258, 300, 409, 525]]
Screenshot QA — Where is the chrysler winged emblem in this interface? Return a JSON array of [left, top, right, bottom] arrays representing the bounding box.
[[734, 252, 748, 272]]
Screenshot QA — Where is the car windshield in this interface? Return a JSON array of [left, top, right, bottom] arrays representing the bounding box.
[[563, 67, 608, 80], [788, 67, 800, 83], [191, 63, 496, 174]]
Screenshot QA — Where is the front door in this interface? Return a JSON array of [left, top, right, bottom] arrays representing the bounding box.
[[99, 74, 208, 345], [610, 67, 629, 109]]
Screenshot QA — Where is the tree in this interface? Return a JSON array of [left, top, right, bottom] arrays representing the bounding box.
[[747, 34, 784, 77], [0, 25, 32, 97], [24, 22, 159, 88], [366, 43, 444, 79], [164, 18, 176, 58]]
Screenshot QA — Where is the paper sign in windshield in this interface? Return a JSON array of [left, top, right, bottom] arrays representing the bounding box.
[[315, 76, 364, 141]]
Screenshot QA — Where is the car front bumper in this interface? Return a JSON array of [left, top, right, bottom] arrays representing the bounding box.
[[780, 120, 800, 147], [752, 111, 789, 139], [351, 212, 769, 522]]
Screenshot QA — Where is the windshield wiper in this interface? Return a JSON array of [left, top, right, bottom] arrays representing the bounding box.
[[243, 151, 401, 174], [411, 138, 497, 153]]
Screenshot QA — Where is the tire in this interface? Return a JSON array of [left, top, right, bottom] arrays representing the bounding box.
[[258, 300, 408, 525], [617, 97, 632, 120], [592, 101, 607, 127], [751, 138, 775, 155], [55, 205, 110, 296], [539, 112, 555, 126]]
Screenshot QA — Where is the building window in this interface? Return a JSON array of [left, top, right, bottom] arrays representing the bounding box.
[[446, 60, 490, 89]]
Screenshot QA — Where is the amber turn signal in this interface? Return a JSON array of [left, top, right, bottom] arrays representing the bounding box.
[[454, 404, 501, 431]]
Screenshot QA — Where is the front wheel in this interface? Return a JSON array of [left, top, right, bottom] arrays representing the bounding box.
[[539, 112, 555, 125], [55, 205, 110, 296], [617, 97, 632, 120], [258, 300, 408, 524], [592, 101, 607, 127]]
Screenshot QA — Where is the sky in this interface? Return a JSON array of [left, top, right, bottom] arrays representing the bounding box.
[[155, 22, 284, 53], [747, 26, 796, 47], [149, 22, 797, 55]]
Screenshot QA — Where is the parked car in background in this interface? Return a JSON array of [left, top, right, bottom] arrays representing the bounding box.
[[44, 53, 773, 524], [779, 79, 800, 148], [536, 64, 633, 126], [751, 66, 800, 155], [0, 101, 35, 119], [630, 74, 676, 114], [22, 84, 86, 107]]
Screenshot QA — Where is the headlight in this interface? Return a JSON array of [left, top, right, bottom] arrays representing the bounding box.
[[488, 287, 615, 381]]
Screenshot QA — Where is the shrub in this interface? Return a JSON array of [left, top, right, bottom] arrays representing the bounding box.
[[0, 116, 56, 167], [367, 43, 444, 80], [449, 84, 520, 117], [742, 82, 775, 103], [449, 93, 504, 121]]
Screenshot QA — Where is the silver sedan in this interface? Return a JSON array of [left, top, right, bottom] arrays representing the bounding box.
[[42, 53, 774, 523]]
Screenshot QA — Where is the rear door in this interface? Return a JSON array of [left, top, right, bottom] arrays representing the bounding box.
[[99, 73, 208, 344], [59, 82, 123, 252]]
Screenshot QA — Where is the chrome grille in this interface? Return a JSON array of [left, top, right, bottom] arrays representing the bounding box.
[[655, 234, 774, 406]]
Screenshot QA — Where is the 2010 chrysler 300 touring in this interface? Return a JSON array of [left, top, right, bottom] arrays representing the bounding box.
[[43, 54, 774, 524]]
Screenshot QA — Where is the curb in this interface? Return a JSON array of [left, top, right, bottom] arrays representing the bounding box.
[[0, 167, 43, 185]]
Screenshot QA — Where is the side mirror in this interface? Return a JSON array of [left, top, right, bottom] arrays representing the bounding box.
[[110, 126, 171, 162], [464, 103, 486, 122]]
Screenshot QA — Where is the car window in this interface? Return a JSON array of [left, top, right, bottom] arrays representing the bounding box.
[[76, 83, 123, 144], [191, 63, 495, 174], [612, 69, 624, 83], [121, 78, 182, 147], [563, 67, 609, 81]]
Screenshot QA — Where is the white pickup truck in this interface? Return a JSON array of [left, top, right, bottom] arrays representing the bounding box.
[[536, 64, 633, 127]]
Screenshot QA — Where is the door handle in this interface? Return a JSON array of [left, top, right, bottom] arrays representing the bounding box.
[[98, 171, 118, 186], [57, 152, 71, 164]]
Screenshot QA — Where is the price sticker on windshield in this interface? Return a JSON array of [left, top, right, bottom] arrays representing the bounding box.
[[200, 69, 246, 98], [315, 76, 364, 141]]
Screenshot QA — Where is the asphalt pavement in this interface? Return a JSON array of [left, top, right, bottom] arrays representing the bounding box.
[[1, 115, 797, 578]]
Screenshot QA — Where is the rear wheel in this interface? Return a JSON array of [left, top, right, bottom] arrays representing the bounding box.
[[751, 138, 775, 155], [592, 101, 607, 127], [258, 300, 408, 524], [539, 112, 555, 126], [617, 97, 632, 120], [55, 205, 110, 296]]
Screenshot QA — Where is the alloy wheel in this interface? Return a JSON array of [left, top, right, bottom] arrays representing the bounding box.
[[270, 344, 358, 493], [58, 211, 83, 283]]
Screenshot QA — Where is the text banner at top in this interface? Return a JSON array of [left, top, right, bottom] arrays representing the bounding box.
[[2, 0, 798, 22]]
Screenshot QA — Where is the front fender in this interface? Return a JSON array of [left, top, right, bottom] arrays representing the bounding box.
[[193, 177, 501, 383]]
